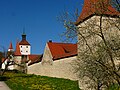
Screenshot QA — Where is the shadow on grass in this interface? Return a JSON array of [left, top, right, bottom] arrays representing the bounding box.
[[0, 76, 10, 81], [0, 70, 34, 81], [14, 74, 34, 78]]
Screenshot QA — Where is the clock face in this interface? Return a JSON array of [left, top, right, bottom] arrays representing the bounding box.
[[19, 45, 31, 55]]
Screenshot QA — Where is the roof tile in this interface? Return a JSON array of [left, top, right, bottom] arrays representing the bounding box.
[[47, 42, 77, 60], [19, 40, 30, 45], [8, 42, 13, 49], [75, 0, 120, 25], [14, 42, 21, 56], [28, 54, 43, 66]]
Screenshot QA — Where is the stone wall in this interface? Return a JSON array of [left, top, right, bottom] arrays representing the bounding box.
[[77, 15, 120, 90], [27, 56, 78, 80]]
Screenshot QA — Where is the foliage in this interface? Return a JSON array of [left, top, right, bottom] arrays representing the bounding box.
[[76, 34, 120, 89], [111, 0, 120, 12], [4, 71, 79, 90], [57, 8, 79, 42], [107, 84, 120, 90]]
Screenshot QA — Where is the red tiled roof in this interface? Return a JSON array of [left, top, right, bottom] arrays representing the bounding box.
[[19, 40, 30, 45], [9, 42, 13, 49], [28, 54, 43, 66], [75, 0, 120, 25], [14, 41, 21, 56], [47, 42, 77, 60]]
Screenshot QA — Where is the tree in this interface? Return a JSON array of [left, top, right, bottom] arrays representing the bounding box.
[[111, 0, 120, 11], [0, 45, 8, 75], [0, 51, 4, 75], [58, 0, 120, 89], [57, 8, 79, 42]]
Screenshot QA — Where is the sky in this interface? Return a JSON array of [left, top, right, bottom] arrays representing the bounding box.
[[0, 0, 83, 54]]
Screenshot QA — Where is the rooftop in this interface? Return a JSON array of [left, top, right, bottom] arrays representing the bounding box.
[[75, 0, 120, 25], [47, 42, 77, 60]]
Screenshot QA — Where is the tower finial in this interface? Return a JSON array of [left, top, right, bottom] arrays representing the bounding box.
[[23, 27, 26, 35], [22, 27, 26, 40]]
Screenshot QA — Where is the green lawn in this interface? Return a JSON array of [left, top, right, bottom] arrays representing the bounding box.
[[3, 71, 79, 90], [1, 71, 120, 90]]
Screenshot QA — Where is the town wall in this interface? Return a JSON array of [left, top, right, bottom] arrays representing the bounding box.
[[28, 56, 78, 80]]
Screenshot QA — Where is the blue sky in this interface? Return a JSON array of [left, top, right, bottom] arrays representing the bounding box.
[[0, 0, 83, 54]]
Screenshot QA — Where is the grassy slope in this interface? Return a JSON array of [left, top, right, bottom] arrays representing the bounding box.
[[3, 71, 79, 90]]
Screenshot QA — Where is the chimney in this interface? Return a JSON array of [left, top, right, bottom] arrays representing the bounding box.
[[49, 40, 52, 42]]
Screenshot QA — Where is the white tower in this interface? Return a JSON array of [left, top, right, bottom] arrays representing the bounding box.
[[19, 31, 31, 55]]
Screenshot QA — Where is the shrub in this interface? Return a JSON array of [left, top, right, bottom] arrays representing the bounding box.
[[108, 84, 120, 90]]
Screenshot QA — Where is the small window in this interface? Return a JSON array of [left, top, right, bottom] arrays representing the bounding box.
[[26, 51, 28, 52], [21, 51, 22, 52], [21, 46, 22, 48], [26, 46, 28, 48]]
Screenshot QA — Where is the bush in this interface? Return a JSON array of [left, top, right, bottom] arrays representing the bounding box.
[[108, 84, 120, 90]]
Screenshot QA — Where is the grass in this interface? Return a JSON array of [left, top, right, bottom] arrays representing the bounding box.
[[1, 71, 120, 90], [107, 84, 120, 90], [2, 71, 79, 90]]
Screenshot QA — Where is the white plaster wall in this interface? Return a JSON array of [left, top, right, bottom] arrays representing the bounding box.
[[2, 62, 5, 69], [2, 60, 14, 70], [19, 45, 31, 55], [8, 49, 14, 52], [28, 56, 78, 80]]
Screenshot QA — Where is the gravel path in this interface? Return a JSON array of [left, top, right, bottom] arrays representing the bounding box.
[[0, 81, 11, 90]]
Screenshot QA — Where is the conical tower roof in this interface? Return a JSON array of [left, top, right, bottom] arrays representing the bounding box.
[[8, 42, 13, 50], [75, 0, 120, 25], [14, 41, 21, 56]]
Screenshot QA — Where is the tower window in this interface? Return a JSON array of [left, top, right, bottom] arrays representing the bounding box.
[[21, 51, 22, 52], [21, 46, 22, 48], [26, 46, 28, 48], [26, 51, 28, 52]]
